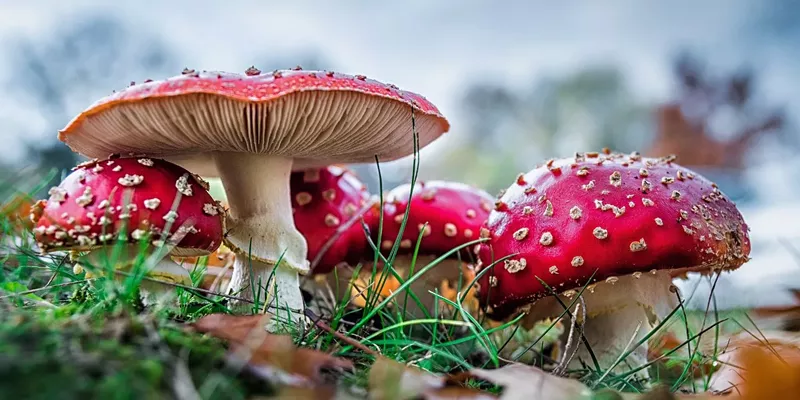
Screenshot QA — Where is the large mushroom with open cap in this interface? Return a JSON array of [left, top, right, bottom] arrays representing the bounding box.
[[475, 151, 750, 375], [57, 67, 449, 327], [31, 155, 224, 303]]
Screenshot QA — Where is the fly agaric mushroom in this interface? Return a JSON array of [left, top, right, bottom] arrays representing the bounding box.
[[337, 180, 492, 316], [57, 68, 449, 327], [291, 165, 374, 275], [31, 155, 224, 303], [475, 151, 750, 375]]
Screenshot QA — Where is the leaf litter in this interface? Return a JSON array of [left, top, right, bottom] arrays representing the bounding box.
[[192, 313, 353, 387]]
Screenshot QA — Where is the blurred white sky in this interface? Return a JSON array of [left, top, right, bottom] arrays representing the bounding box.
[[1, 0, 799, 307], [1, 0, 794, 155]]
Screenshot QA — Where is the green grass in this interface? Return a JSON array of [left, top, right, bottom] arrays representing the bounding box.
[[0, 114, 765, 398]]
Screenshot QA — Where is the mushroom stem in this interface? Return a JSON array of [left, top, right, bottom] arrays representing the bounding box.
[[77, 245, 191, 305], [567, 272, 678, 378], [214, 152, 309, 327], [228, 257, 304, 327], [519, 272, 678, 378]]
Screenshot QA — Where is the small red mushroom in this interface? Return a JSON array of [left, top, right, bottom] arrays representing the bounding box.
[[31, 155, 224, 303], [339, 180, 493, 316], [375, 180, 493, 256], [475, 151, 750, 375], [290, 165, 374, 275]]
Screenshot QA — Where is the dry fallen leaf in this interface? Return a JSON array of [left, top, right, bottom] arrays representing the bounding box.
[[369, 357, 445, 400], [193, 313, 353, 384], [425, 387, 498, 400], [193, 313, 273, 343], [265, 386, 357, 400], [369, 357, 496, 400], [350, 273, 402, 308], [439, 263, 481, 315], [451, 364, 592, 400], [710, 331, 800, 399], [174, 244, 235, 292], [1, 192, 34, 229], [322, 257, 479, 318]]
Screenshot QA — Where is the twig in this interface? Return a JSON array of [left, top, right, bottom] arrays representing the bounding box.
[[304, 308, 380, 357], [207, 261, 234, 294], [114, 270, 256, 304], [553, 295, 585, 376]]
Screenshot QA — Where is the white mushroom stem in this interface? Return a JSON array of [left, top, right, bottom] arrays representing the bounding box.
[[522, 271, 680, 378], [228, 257, 304, 321], [214, 152, 309, 329], [76, 244, 191, 305]]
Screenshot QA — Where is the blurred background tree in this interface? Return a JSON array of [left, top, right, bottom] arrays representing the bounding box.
[[0, 16, 337, 197], [0, 15, 793, 205], [647, 50, 793, 202], [425, 65, 652, 194], [1, 15, 180, 195]]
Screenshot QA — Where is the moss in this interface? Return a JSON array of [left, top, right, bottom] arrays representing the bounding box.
[[0, 308, 273, 400]]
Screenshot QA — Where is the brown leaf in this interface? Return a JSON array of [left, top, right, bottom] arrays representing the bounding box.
[[194, 313, 272, 344], [425, 387, 498, 400], [1, 192, 34, 229], [709, 331, 800, 400], [265, 386, 344, 400], [174, 244, 234, 292], [451, 364, 592, 400], [369, 357, 445, 400], [439, 262, 481, 315], [322, 257, 478, 318], [193, 313, 352, 383]]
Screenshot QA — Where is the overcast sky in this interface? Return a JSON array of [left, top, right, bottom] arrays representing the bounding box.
[[1, 0, 795, 152], [1, 0, 799, 307]]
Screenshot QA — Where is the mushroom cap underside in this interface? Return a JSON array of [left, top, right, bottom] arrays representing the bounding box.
[[59, 70, 450, 176]]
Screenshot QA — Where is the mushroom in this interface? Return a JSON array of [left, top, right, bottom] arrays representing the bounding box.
[[31, 155, 224, 303], [340, 180, 493, 316], [291, 165, 375, 275], [475, 151, 751, 375], [57, 68, 449, 327]]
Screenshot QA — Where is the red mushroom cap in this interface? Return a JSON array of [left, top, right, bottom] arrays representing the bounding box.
[[31, 155, 224, 256], [374, 180, 494, 257], [476, 151, 751, 318], [291, 165, 374, 274], [58, 69, 450, 175]]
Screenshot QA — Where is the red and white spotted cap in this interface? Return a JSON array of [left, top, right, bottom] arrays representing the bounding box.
[[374, 180, 494, 257], [57, 67, 450, 176], [291, 165, 374, 274], [31, 155, 224, 256], [476, 150, 751, 318]]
